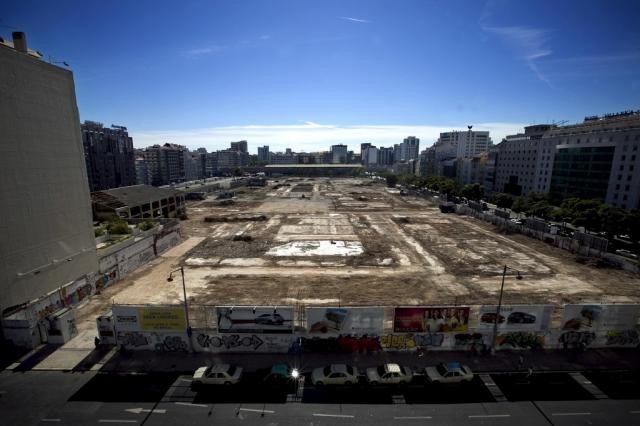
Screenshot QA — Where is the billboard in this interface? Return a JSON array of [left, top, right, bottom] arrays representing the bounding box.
[[476, 305, 553, 332], [561, 304, 640, 331], [112, 305, 186, 332], [394, 307, 470, 332], [217, 307, 294, 333], [306, 307, 384, 336]]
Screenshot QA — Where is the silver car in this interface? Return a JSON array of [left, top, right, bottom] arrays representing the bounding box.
[[192, 364, 243, 386], [425, 362, 473, 384], [311, 364, 359, 386]]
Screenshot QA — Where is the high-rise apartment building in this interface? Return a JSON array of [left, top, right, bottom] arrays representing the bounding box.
[[258, 145, 270, 163], [144, 143, 188, 186], [331, 144, 348, 164], [230, 140, 248, 153], [400, 136, 420, 162], [81, 121, 136, 192], [0, 33, 98, 325]]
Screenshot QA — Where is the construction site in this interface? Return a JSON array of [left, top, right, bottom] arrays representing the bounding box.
[[72, 178, 639, 330]]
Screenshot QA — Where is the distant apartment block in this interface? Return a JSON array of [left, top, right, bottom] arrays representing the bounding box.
[[257, 145, 270, 162], [81, 121, 136, 192], [400, 136, 420, 162], [230, 140, 248, 153], [0, 33, 98, 324], [143, 143, 188, 186]]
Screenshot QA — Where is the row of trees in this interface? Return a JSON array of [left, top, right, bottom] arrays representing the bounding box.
[[378, 172, 639, 240], [491, 192, 640, 240]]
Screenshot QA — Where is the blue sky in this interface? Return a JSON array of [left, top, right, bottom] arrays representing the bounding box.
[[3, 0, 640, 152]]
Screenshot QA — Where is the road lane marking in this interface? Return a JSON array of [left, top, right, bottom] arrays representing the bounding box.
[[313, 413, 355, 418], [174, 402, 208, 408], [98, 421, 137, 424], [551, 413, 591, 416], [468, 414, 511, 418], [124, 408, 166, 414], [238, 408, 276, 414], [394, 416, 433, 419], [41, 420, 61, 422], [630, 411, 640, 414]]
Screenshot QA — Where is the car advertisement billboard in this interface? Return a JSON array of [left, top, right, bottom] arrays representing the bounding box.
[[306, 307, 384, 336], [561, 304, 640, 331], [393, 307, 470, 332], [216, 306, 294, 333], [476, 305, 553, 331]]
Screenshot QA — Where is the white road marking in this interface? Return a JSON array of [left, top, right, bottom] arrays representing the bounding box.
[[313, 413, 355, 418], [468, 414, 511, 418], [551, 412, 591, 416], [179, 378, 192, 382], [174, 402, 208, 408], [394, 416, 433, 419], [238, 408, 276, 414], [98, 421, 137, 424], [629, 411, 640, 414], [41, 420, 61, 423], [124, 408, 166, 414]]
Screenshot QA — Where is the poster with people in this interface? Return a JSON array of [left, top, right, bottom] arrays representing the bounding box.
[[561, 304, 640, 331], [393, 307, 470, 332]]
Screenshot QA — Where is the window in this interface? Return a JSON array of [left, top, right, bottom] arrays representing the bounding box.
[[620, 165, 624, 171], [614, 193, 618, 199], [625, 185, 630, 191], [621, 155, 626, 161], [616, 184, 620, 190]]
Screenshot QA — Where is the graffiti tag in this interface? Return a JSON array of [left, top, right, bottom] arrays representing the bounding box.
[[496, 332, 544, 349], [454, 333, 484, 346], [197, 334, 264, 350], [558, 331, 596, 349], [119, 332, 149, 347], [605, 329, 639, 347], [380, 333, 445, 350], [155, 335, 188, 352]]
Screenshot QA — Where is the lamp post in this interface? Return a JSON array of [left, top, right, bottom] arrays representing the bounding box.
[[491, 265, 523, 352], [167, 266, 193, 353]]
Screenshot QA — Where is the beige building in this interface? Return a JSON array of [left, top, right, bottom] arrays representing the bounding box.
[[0, 34, 98, 324]]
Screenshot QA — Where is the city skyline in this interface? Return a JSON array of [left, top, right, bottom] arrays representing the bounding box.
[[4, 0, 639, 152]]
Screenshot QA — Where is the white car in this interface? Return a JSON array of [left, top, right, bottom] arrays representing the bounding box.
[[192, 364, 243, 386], [425, 362, 474, 384], [311, 364, 359, 386], [366, 363, 412, 385]]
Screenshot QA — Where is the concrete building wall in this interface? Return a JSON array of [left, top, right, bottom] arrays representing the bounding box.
[[0, 44, 98, 314]]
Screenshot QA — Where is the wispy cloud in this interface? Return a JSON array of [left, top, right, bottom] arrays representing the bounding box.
[[130, 122, 527, 152], [483, 25, 553, 86], [185, 46, 225, 56], [259, 34, 271, 40], [340, 16, 371, 24]]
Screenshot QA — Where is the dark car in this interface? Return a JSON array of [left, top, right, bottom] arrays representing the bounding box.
[[254, 313, 285, 325], [480, 313, 505, 324], [507, 312, 536, 324]]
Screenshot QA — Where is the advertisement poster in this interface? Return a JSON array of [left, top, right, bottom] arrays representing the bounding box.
[[306, 307, 384, 336], [138, 307, 186, 331], [112, 305, 140, 332], [561, 304, 640, 331], [477, 305, 553, 331], [393, 307, 470, 332], [217, 307, 294, 333]]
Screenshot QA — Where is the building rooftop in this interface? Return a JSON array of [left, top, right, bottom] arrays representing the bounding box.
[[92, 185, 182, 209]]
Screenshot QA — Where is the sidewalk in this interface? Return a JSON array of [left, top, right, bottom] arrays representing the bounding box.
[[97, 347, 640, 375]]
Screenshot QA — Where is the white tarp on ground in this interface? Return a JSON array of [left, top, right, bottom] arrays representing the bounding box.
[[265, 240, 364, 256]]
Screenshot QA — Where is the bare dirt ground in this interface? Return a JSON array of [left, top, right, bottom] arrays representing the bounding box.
[[76, 177, 640, 330]]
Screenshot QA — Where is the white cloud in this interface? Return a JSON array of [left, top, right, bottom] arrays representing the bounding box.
[[185, 45, 225, 56], [340, 16, 371, 23], [130, 122, 528, 153], [482, 25, 553, 86], [259, 34, 271, 40]]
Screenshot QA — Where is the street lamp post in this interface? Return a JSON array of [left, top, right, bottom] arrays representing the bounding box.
[[167, 266, 193, 353], [491, 265, 523, 352]]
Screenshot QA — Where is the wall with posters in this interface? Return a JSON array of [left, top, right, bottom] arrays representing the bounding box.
[[394, 307, 470, 333], [306, 307, 384, 336], [112, 305, 187, 332], [476, 305, 553, 332], [216, 306, 294, 334]]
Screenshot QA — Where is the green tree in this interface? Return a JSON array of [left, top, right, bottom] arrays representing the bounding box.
[[492, 193, 514, 209], [106, 218, 131, 234], [511, 197, 527, 215], [386, 174, 398, 188], [460, 183, 484, 201]]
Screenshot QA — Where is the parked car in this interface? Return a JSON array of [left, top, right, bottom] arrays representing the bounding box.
[[425, 362, 473, 384], [507, 312, 537, 324], [192, 364, 243, 386], [311, 364, 359, 386], [366, 363, 412, 385], [616, 249, 638, 260], [262, 363, 297, 386], [254, 313, 285, 325], [510, 219, 522, 225], [480, 312, 505, 324]]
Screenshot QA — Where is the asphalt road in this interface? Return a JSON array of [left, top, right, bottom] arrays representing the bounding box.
[[1, 370, 639, 425]]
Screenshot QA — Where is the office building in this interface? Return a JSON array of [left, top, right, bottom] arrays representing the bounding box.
[[81, 121, 136, 192], [230, 140, 248, 153], [258, 145, 270, 163], [400, 136, 420, 162]]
